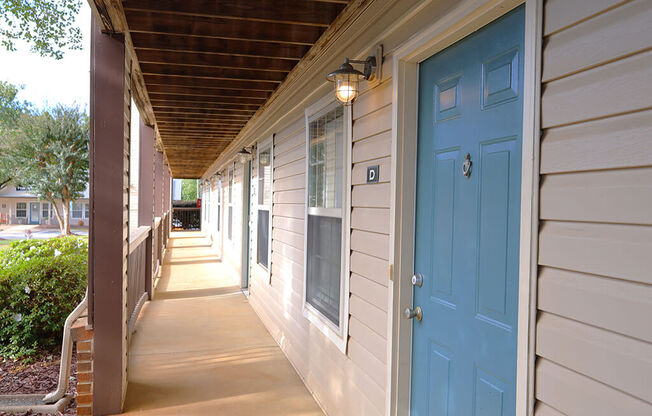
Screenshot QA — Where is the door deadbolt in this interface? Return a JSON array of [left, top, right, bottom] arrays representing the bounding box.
[[411, 273, 423, 287]]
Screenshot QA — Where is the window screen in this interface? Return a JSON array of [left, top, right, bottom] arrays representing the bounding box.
[[257, 209, 269, 269], [72, 202, 83, 219], [42, 203, 49, 218], [257, 144, 272, 270], [305, 104, 345, 327], [16, 202, 26, 218], [228, 206, 233, 240], [306, 215, 342, 326], [217, 180, 221, 232]]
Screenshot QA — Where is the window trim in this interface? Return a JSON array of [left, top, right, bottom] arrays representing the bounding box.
[[302, 96, 351, 353], [71, 202, 84, 219], [217, 178, 222, 233], [16, 202, 27, 218], [254, 136, 274, 281], [42, 202, 49, 219], [227, 165, 234, 241]]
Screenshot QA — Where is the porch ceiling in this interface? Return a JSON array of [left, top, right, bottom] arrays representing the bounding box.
[[121, 0, 352, 178]]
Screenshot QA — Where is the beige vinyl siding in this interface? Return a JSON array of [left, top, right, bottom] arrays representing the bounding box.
[[247, 80, 392, 416], [536, 0, 652, 414]]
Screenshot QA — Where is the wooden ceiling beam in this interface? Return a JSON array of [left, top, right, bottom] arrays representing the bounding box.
[[154, 108, 253, 117], [136, 50, 295, 73], [140, 63, 287, 83], [131, 33, 309, 60], [125, 11, 323, 46], [149, 93, 265, 105], [156, 116, 252, 123], [151, 101, 260, 111], [160, 133, 238, 140], [146, 85, 270, 99], [123, 0, 345, 27], [159, 130, 241, 136], [157, 120, 247, 127], [143, 74, 277, 91]]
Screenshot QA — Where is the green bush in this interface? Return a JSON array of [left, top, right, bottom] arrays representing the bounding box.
[[0, 237, 87, 359]]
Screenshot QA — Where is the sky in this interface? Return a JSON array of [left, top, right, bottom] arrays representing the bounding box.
[[0, 2, 91, 111]]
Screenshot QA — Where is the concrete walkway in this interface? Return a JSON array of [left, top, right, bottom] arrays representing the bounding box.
[[121, 232, 323, 415]]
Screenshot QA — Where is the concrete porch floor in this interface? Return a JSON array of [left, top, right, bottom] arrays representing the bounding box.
[[120, 232, 323, 415]]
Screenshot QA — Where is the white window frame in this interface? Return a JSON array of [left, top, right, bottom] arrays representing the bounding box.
[[16, 202, 27, 218], [255, 136, 274, 281], [302, 95, 351, 353], [227, 165, 234, 241], [71, 202, 84, 219], [42, 202, 49, 219], [217, 178, 222, 233]]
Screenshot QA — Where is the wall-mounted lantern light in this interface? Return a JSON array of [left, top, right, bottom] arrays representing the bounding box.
[[236, 148, 252, 164], [326, 45, 383, 106], [259, 150, 271, 167]]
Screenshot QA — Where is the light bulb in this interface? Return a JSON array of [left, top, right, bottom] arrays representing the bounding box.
[[336, 85, 355, 102]]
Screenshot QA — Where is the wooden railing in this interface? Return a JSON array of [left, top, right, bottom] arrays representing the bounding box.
[[125, 211, 170, 340], [172, 207, 200, 230], [127, 225, 151, 338]]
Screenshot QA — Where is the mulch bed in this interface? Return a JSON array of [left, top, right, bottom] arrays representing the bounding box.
[[0, 351, 77, 416]]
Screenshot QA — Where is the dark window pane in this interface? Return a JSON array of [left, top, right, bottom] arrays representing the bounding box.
[[217, 205, 221, 232], [228, 206, 233, 240], [257, 209, 269, 269], [306, 214, 341, 326]]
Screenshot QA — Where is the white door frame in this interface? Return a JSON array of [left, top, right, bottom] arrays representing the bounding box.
[[387, 0, 542, 414]]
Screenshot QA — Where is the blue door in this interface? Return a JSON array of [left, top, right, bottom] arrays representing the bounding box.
[[29, 202, 40, 225], [410, 7, 524, 415]]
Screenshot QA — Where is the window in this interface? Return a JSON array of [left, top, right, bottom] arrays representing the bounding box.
[[217, 178, 222, 232], [256, 140, 273, 273], [227, 167, 234, 241], [16, 202, 27, 218], [85, 203, 89, 219], [42, 202, 49, 219], [206, 186, 211, 224], [303, 100, 349, 350], [71, 202, 83, 219]]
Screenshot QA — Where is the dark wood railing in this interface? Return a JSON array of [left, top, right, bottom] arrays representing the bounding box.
[[126, 210, 171, 340], [127, 225, 151, 338], [172, 207, 200, 230]]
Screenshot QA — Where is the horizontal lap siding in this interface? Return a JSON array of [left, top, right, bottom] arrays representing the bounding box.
[[536, 1, 652, 414], [247, 80, 393, 416]]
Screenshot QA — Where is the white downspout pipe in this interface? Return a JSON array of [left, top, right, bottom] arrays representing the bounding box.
[[43, 289, 88, 404]]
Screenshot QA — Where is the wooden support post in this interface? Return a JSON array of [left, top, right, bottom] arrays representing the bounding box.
[[89, 14, 129, 415], [138, 120, 155, 298], [154, 151, 164, 218]]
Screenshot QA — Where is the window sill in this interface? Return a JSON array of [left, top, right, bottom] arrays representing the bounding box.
[[302, 303, 347, 354]]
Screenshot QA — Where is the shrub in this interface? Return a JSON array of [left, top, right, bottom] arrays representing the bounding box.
[[0, 237, 87, 359]]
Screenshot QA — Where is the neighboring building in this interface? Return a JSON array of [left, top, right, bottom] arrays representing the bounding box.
[[172, 178, 182, 201], [0, 183, 90, 226]]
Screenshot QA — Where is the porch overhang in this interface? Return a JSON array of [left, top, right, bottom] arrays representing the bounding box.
[[87, 0, 354, 179]]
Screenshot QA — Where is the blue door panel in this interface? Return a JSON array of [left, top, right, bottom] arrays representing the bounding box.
[[411, 6, 524, 415]]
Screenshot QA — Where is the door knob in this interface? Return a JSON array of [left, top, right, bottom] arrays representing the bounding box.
[[404, 306, 423, 321], [411, 273, 423, 287]]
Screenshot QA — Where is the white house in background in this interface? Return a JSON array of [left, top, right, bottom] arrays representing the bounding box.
[[0, 183, 90, 226], [172, 179, 183, 201]]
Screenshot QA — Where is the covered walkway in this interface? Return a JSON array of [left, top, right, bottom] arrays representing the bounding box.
[[120, 232, 323, 415]]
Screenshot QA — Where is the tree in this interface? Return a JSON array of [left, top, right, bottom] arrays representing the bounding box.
[[0, 0, 83, 59], [10, 104, 88, 235], [181, 179, 198, 201], [0, 80, 29, 187]]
